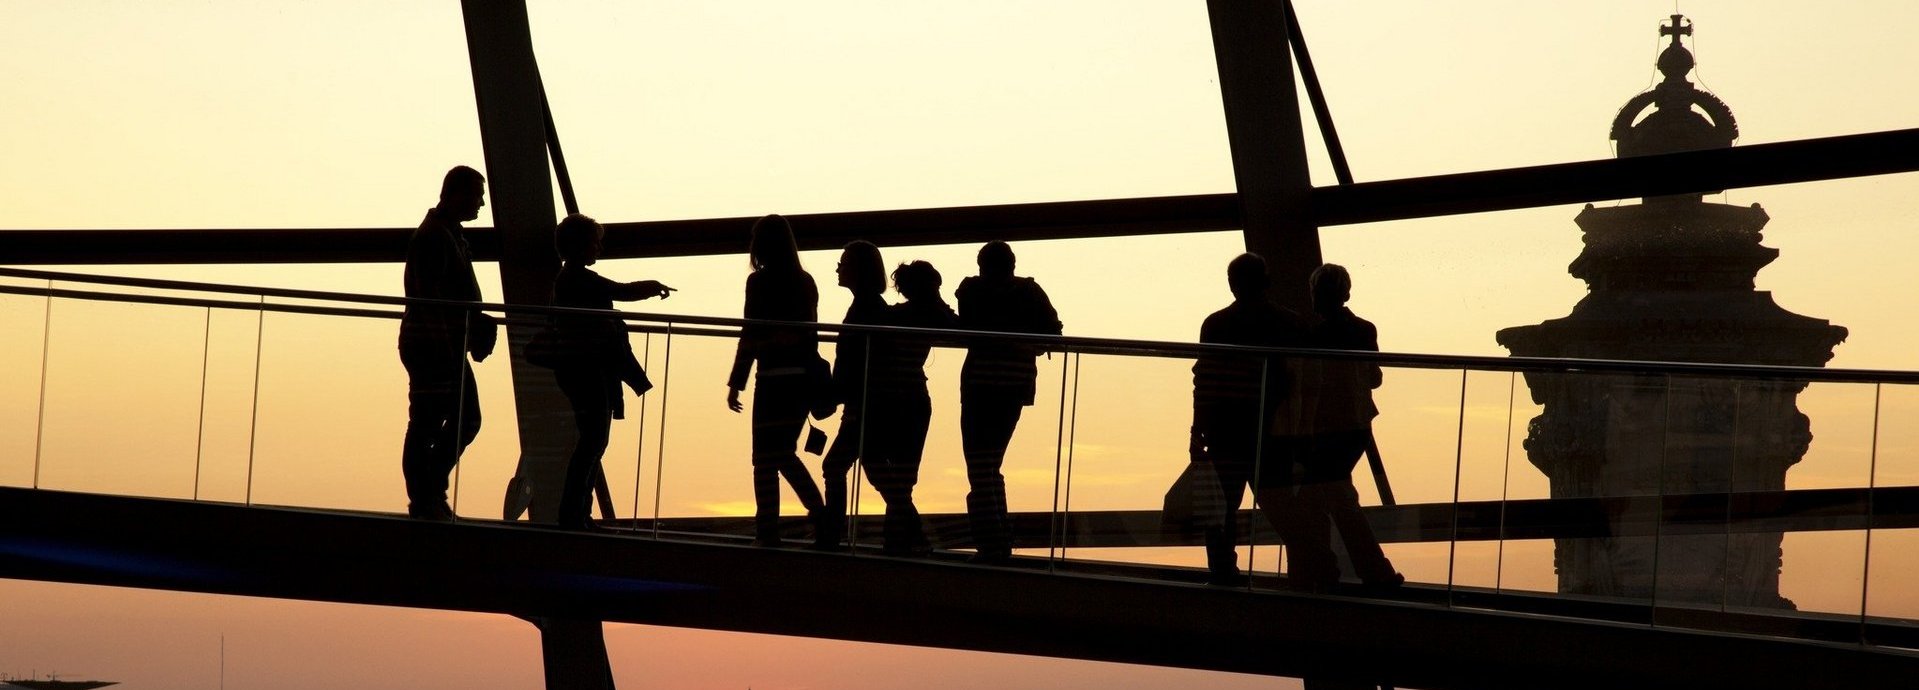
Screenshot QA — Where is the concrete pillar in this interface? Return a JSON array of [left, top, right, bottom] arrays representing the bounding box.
[[458, 0, 572, 523], [459, 4, 614, 689]]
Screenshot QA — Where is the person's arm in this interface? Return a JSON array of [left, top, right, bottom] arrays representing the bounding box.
[[1028, 281, 1063, 335], [726, 274, 758, 404], [1358, 317, 1383, 390], [403, 228, 452, 301], [602, 274, 676, 302]]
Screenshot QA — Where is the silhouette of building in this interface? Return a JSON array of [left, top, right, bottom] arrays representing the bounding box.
[[1498, 15, 1848, 607]]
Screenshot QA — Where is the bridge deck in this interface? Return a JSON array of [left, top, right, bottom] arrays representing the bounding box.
[[2, 487, 1913, 690]]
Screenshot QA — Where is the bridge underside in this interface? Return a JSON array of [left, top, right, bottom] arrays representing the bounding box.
[[2, 487, 1913, 690]]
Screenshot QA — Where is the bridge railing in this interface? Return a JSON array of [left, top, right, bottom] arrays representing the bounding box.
[[5, 266, 1919, 649]]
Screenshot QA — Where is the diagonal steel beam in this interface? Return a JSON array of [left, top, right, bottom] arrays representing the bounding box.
[[5, 127, 1917, 265]]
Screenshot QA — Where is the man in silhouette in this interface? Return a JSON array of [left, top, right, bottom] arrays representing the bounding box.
[[956, 241, 1062, 563], [1191, 253, 1332, 585], [398, 166, 497, 520]]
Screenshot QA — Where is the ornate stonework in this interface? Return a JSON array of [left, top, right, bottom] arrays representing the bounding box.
[[1496, 16, 1847, 608]]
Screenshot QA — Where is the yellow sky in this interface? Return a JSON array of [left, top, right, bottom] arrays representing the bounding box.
[[5, 2, 1919, 689]]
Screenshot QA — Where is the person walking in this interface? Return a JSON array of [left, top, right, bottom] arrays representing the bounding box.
[[863, 260, 958, 555], [726, 215, 830, 546], [398, 165, 496, 521], [548, 213, 674, 530], [816, 240, 890, 549], [954, 241, 1060, 563]]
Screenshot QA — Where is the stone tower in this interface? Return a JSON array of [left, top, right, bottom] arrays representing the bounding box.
[[1495, 15, 1847, 608]]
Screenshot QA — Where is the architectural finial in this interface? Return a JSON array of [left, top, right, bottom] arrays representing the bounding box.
[[1660, 14, 1692, 48], [1610, 13, 1736, 163]]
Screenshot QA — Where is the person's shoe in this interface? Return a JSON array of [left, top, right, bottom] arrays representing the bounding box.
[[1360, 571, 1406, 591], [409, 501, 455, 522], [752, 536, 785, 548], [502, 476, 532, 520], [1205, 570, 1249, 587], [967, 549, 1013, 565]]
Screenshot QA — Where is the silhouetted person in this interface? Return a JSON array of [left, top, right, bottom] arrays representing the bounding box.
[[816, 240, 890, 549], [1190, 253, 1332, 585], [955, 241, 1061, 563], [865, 260, 958, 555], [399, 165, 497, 521], [1288, 264, 1401, 587], [550, 214, 675, 530], [727, 214, 829, 546]]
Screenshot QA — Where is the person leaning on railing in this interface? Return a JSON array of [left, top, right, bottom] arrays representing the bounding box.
[[954, 241, 1061, 564]]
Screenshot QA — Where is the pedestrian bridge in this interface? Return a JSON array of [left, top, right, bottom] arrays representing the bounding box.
[[2, 267, 1917, 689]]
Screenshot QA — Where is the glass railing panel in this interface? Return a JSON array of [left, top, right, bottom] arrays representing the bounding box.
[[1354, 365, 1478, 591], [651, 331, 763, 543], [1050, 349, 1210, 579], [1446, 368, 1531, 602], [1724, 378, 1870, 640], [0, 284, 50, 488], [33, 290, 212, 499], [1492, 371, 1556, 597], [188, 305, 271, 504], [1483, 368, 1664, 622], [246, 306, 414, 513], [1866, 383, 1919, 645], [1634, 375, 1868, 641], [596, 327, 664, 528]]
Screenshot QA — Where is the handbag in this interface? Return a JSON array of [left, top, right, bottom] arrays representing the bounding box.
[[804, 354, 839, 420], [1162, 457, 1228, 534]]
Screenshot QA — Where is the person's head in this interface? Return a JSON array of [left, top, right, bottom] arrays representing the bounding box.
[[1226, 253, 1269, 300], [438, 166, 486, 222], [892, 260, 943, 302], [747, 214, 801, 272], [1310, 263, 1353, 311], [554, 213, 604, 265], [976, 241, 1015, 278], [837, 240, 886, 294]]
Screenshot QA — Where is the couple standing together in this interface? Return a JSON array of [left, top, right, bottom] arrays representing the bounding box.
[[727, 215, 1060, 559]]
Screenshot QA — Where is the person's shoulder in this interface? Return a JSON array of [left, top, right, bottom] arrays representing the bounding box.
[[1199, 303, 1236, 337], [410, 210, 446, 241], [1349, 310, 1378, 336]]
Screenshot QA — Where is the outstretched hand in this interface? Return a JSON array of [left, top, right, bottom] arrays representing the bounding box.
[[638, 280, 676, 300], [726, 387, 743, 413]]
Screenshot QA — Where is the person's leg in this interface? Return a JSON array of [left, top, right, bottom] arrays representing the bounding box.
[[817, 403, 863, 547], [1254, 436, 1338, 586], [1200, 419, 1256, 583], [885, 395, 932, 553], [1309, 431, 1399, 584], [400, 345, 459, 519], [751, 377, 815, 544], [557, 371, 612, 530], [961, 399, 1022, 558]]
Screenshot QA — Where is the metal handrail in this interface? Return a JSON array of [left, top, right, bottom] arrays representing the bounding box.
[[4, 264, 1914, 384]]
